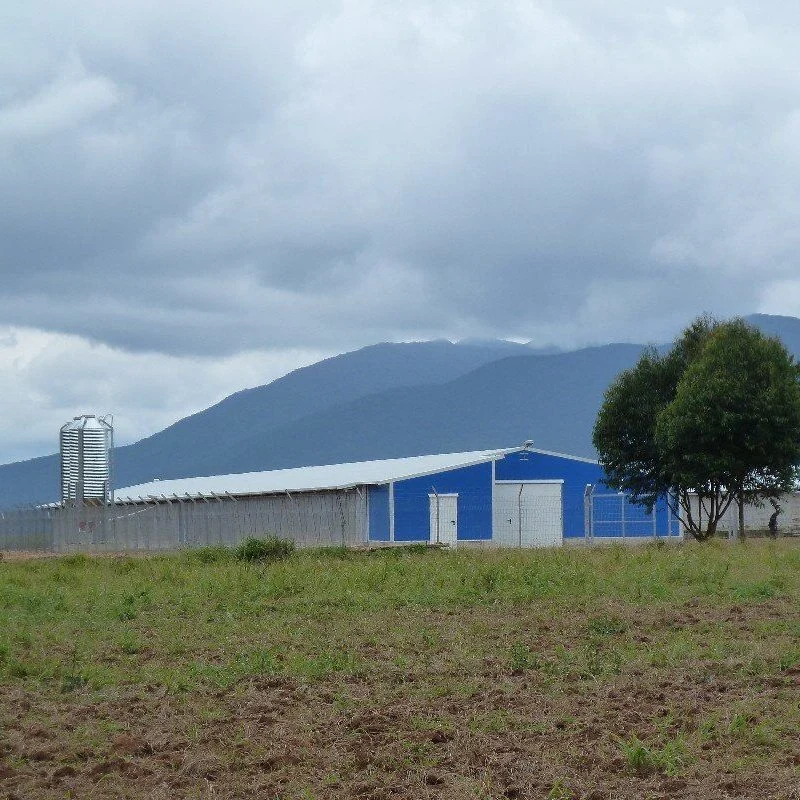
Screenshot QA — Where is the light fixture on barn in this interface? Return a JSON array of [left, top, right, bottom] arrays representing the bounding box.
[[518, 439, 534, 461]]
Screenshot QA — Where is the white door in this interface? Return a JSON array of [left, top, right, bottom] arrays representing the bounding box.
[[429, 494, 458, 547], [493, 481, 563, 547]]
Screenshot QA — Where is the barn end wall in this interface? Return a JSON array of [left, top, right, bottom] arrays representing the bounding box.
[[494, 450, 677, 538], [393, 461, 494, 542], [496, 451, 600, 538]]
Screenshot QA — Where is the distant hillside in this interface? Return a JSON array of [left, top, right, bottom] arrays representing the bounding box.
[[197, 344, 647, 475], [0, 339, 530, 505], [1, 313, 798, 506]]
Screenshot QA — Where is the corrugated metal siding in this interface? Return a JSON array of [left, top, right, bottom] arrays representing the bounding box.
[[368, 485, 390, 541], [0, 489, 370, 552], [392, 461, 494, 542], [688, 492, 800, 537]]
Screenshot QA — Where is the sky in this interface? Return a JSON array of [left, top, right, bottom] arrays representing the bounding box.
[[3, 1, 800, 463]]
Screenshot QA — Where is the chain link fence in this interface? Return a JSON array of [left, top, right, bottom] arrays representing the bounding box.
[[584, 488, 680, 541], [0, 490, 368, 553]]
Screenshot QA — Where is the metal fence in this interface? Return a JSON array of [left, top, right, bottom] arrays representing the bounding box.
[[585, 489, 681, 541], [0, 490, 368, 553]]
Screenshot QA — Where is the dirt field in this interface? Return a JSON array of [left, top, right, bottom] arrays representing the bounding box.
[[1, 542, 799, 799]]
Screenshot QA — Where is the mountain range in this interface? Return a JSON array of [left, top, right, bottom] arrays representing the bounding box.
[[1, 313, 799, 506]]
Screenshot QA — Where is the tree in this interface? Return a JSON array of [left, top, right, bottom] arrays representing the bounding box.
[[655, 319, 800, 540], [592, 317, 718, 536], [593, 317, 800, 541]]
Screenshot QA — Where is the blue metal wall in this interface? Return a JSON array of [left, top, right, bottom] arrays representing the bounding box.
[[393, 461, 494, 542], [367, 484, 390, 541]]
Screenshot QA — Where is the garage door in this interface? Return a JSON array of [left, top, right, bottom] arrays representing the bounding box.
[[493, 481, 563, 547]]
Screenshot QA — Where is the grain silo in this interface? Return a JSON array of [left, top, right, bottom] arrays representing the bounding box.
[[59, 415, 114, 503]]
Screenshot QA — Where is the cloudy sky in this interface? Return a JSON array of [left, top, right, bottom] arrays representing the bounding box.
[[2, 0, 800, 463]]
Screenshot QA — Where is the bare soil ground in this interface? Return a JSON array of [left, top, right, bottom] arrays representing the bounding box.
[[1, 544, 799, 799]]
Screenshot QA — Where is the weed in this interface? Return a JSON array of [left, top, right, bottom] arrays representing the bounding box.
[[732, 581, 777, 602], [59, 649, 86, 693], [59, 553, 89, 568], [778, 651, 800, 671], [469, 710, 513, 733], [509, 641, 540, 673], [547, 778, 573, 799], [311, 545, 351, 559], [192, 545, 233, 564], [116, 589, 150, 621], [582, 642, 623, 678], [587, 613, 628, 636], [111, 556, 141, 575], [238, 648, 280, 675], [235, 536, 295, 562], [617, 733, 687, 776], [118, 630, 141, 655], [619, 735, 652, 773], [729, 712, 755, 736]]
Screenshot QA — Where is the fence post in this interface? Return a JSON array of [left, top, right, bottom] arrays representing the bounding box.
[[620, 493, 626, 539], [431, 487, 440, 545], [584, 484, 592, 543]]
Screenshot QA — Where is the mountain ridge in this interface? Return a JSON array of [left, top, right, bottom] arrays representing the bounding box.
[[1, 313, 798, 506]]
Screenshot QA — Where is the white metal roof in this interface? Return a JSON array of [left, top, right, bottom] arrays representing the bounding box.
[[116, 448, 514, 500]]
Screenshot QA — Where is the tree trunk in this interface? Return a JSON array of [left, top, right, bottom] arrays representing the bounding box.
[[738, 493, 746, 542]]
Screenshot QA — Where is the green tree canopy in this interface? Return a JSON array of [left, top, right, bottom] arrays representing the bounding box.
[[593, 317, 800, 541]]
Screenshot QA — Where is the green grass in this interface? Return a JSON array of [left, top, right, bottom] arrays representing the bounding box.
[[0, 540, 798, 694], [2, 540, 800, 798], [617, 732, 689, 775]]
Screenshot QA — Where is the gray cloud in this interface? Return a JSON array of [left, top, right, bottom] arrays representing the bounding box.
[[2, 1, 800, 459], [4, 1, 800, 356]]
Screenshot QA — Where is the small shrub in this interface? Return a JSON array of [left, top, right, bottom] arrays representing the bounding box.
[[235, 536, 295, 563]]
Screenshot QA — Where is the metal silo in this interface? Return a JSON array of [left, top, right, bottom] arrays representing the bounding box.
[[59, 415, 114, 503]]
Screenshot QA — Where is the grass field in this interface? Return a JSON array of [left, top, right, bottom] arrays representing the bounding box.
[[1, 540, 799, 799]]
